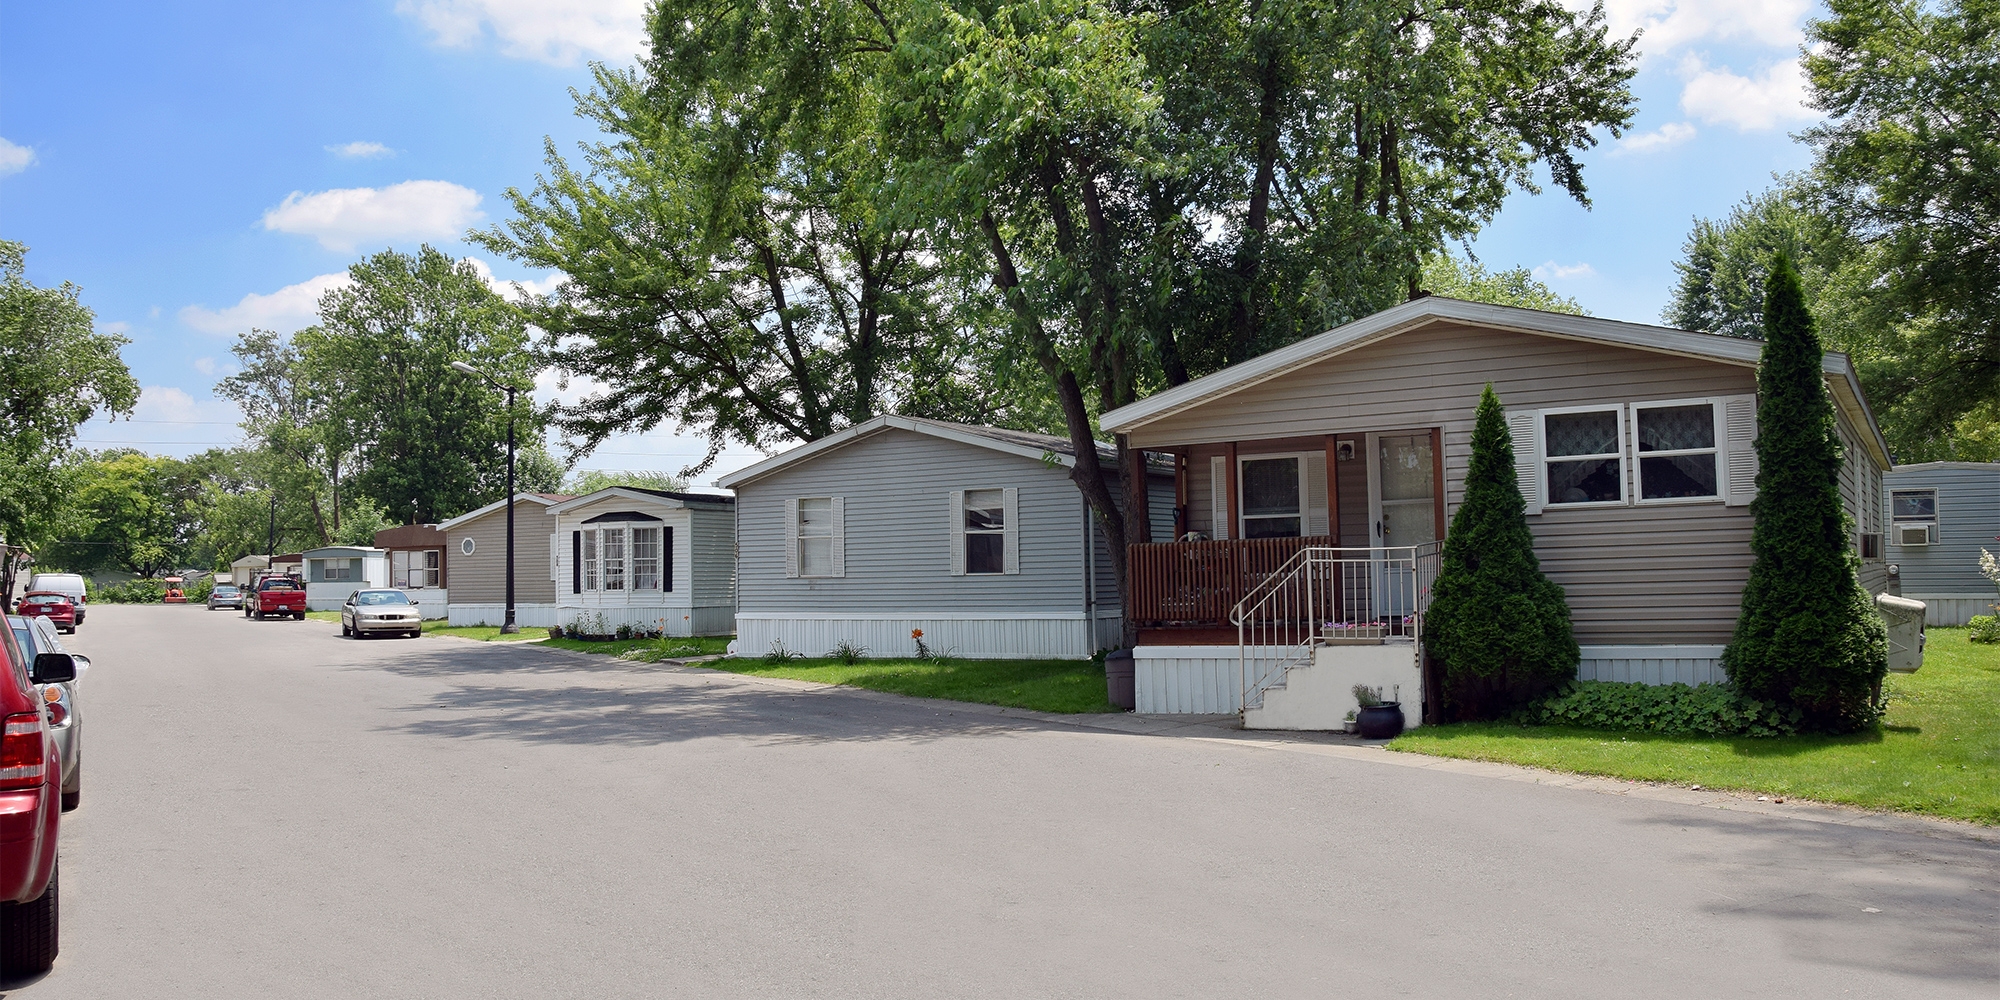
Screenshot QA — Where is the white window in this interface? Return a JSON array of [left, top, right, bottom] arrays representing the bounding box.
[[1891, 488, 1938, 545], [950, 488, 1018, 575], [1238, 456, 1302, 538], [391, 550, 441, 589], [1634, 401, 1720, 502], [582, 531, 599, 591], [632, 527, 661, 591], [786, 497, 844, 578], [1542, 406, 1625, 506], [602, 527, 627, 591]]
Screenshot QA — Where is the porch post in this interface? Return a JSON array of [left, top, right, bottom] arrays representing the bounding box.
[[1429, 427, 1447, 540], [1323, 434, 1340, 542], [1224, 442, 1239, 535], [1173, 451, 1188, 541]]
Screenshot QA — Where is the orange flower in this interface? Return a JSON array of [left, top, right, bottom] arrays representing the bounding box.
[[911, 629, 924, 639]]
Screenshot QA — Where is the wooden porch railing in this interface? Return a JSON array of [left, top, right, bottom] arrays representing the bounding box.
[[1126, 536, 1338, 627]]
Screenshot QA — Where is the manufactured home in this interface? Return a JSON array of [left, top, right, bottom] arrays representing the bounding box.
[[716, 415, 1171, 660], [548, 487, 736, 636], [300, 546, 390, 611], [440, 493, 571, 627], [1883, 462, 2000, 626], [1097, 296, 1893, 726]]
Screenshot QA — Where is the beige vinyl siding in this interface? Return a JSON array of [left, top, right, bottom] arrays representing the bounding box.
[[445, 502, 563, 605], [1135, 321, 1764, 646]]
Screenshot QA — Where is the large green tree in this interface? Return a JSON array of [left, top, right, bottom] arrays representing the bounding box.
[[1805, 0, 2000, 457], [298, 246, 546, 524], [1721, 255, 1885, 733], [0, 241, 140, 582], [1420, 254, 1584, 314], [45, 451, 208, 578]]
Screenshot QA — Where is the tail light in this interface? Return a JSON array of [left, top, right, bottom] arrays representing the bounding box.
[[0, 713, 47, 790]]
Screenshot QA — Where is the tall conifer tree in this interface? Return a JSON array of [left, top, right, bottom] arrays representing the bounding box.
[[1722, 253, 1886, 731], [1423, 385, 1578, 718]]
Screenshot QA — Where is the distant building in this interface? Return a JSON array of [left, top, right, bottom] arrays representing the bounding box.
[[1884, 462, 2000, 626]]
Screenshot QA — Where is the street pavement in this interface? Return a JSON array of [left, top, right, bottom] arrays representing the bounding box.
[[9, 604, 1995, 998]]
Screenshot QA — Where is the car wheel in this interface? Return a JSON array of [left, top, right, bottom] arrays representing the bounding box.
[[0, 860, 57, 977], [340, 620, 350, 636], [60, 789, 78, 813]]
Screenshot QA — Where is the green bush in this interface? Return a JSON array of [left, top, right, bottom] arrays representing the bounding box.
[[1423, 384, 1579, 719], [93, 578, 166, 603], [1515, 680, 1802, 737], [1722, 254, 1886, 732], [1970, 616, 2000, 644]]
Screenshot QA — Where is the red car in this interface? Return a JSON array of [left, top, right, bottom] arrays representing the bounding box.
[[15, 594, 74, 635], [247, 576, 307, 620], [0, 611, 70, 975]]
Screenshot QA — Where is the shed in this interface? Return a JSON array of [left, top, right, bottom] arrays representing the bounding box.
[[549, 488, 737, 637], [716, 415, 1172, 660], [229, 554, 271, 587], [1883, 461, 2000, 626]]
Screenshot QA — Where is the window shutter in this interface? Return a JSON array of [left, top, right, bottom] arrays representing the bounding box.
[[1722, 394, 1759, 506], [829, 496, 846, 578], [1507, 409, 1543, 515], [571, 531, 581, 594], [1304, 453, 1329, 536], [949, 489, 967, 576], [548, 533, 557, 582], [784, 497, 800, 578], [1002, 487, 1020, 575], [663, 527, 674, 592], [1209, 455, 1229, 539]]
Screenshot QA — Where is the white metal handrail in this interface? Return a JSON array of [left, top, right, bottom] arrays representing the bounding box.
[[1231, 543, 1442, 712]]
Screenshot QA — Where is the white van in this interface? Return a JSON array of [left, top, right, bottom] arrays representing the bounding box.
[[24, 573, 88, 626]]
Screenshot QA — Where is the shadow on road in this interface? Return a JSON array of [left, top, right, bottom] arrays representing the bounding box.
[[1637, 810, 2000, 985], [372, 642, 1052, 748]]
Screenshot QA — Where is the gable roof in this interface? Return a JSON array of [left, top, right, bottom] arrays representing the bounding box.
[[547, 486, 734, 515], [437, 493, 574, 531], [1097, 296, 1893, 468], [714, 414, 1111, 489]]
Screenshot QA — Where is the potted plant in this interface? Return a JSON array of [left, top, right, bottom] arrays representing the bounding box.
[[1342, 710, 1359, 735], [1352, 684, 1405, 739]]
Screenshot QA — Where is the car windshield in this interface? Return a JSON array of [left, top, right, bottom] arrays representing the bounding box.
[[354, 591, 411, 606], [9, 626, 35, 657]]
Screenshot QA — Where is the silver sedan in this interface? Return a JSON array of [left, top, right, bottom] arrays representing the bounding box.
[[340, 590, 423, 639], [9, 614, 86, 811]]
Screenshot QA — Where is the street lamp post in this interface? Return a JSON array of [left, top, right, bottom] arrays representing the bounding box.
[[452, 360, 521, 634]]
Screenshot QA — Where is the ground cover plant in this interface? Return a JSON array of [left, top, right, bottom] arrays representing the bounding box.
[[542, 634, 732, 660], [1390, 628, 2000, 824], [712, 656, 1118, 715], [420, 621, 549, 642]]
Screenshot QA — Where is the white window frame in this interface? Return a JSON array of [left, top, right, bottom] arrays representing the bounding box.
[[1889, 488, 1939, 546], [1631, 398, 1724, 506], [601, 527, 627, 591], [787, 497, 844, 578], [1539, 403, 1629, 509], [581, 530, 599, 592], [949, 487, 1018, 576], [1236, 452, 1311, 539], [631, 526, 662, 591]]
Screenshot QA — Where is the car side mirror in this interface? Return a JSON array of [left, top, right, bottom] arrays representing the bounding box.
[[32, 652, 76, 684]]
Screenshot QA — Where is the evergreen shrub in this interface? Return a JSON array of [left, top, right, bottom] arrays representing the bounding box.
[[1514, 680, 1802, 737], [1423, 384, 1580, 718], [1721, 254, 1887, 732]]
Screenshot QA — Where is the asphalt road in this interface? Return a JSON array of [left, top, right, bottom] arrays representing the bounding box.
[[9, 604, 1995, 998]]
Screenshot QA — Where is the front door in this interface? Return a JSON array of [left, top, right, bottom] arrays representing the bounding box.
[[1368, 432, 1438, 622]]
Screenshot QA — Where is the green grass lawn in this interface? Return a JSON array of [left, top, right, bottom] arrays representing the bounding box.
[[541, 634, 733, 659], [304, 610, 339, 622], [707, 656, 1118, 714], [1390, 628, 2000, 824], [420, 620, 550, 642]]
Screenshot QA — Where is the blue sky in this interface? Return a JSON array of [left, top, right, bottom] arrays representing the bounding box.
[[0, 1, 1823, 484]]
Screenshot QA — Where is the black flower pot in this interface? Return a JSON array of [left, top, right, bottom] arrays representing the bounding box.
[[1356, 702, 1405, 739]]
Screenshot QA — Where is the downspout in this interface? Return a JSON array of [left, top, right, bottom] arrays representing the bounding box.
[[1082, 497, 1095, 653]]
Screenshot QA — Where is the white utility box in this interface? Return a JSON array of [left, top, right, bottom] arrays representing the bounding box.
[[1875, 593, 1927, 674]]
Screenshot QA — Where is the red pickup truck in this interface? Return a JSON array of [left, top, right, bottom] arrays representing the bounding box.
[[0, 609, 68, 974], [246, 576, 308, 620]]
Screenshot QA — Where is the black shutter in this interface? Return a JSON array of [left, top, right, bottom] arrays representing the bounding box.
[[571, 531, 581, 593], [663, 527, 674, 593]]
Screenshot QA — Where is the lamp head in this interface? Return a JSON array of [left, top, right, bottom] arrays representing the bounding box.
[[450, 361, 481, 377]]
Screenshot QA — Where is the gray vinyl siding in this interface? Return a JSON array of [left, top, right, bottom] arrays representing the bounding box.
[[690, 505, 736, 605], [445, 503, 562, 605], [1885, 463, 2000, 598], [1086, 478, 1177, 603], [1135, 320, 1777, 646], [738, 429, 1092, 615]]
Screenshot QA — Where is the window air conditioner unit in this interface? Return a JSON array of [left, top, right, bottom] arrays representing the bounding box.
[[1896, 523, 1934, 546]]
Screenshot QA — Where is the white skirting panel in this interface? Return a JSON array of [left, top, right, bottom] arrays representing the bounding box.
[[448, 603, 561, 628], [406, 587, 448, 620], [1577, 645, 1727, 686], [1900, 596, 1994, 627], [737, 614, 1097, 660], [1132, 645, 1295, 714], [555, 603, 733, 636]]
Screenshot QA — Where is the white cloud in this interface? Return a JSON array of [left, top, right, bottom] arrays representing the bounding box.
[[465, 256, 565, 303], [261, 180, 484, 252], [1534, 261, 1598, 281], [0, 137, 35, 177], [99, 320, 132, 335], [191, 357, 233, 377], [396, 0, 648, 65], [1613, 121, 1696, 155], [179, 272, 352, 335], [1590, 0, 1809, 56], [1679, 56, 1814, 131], [327, 141, 395, 159]]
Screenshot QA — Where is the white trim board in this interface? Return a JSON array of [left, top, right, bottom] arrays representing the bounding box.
[[716, 414, 1110, 489]]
